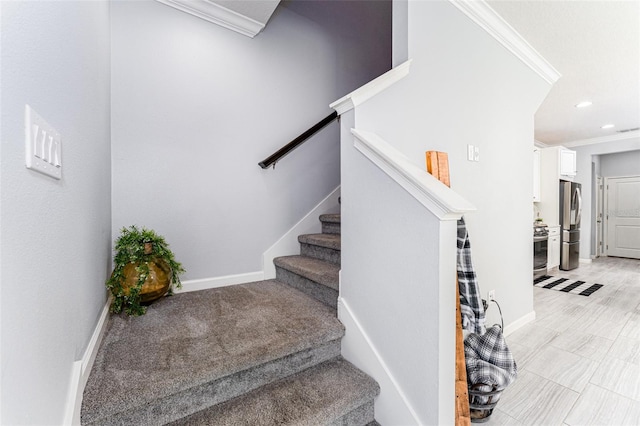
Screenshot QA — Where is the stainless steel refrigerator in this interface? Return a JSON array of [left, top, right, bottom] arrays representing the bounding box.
[[559, 180, 582, 270]]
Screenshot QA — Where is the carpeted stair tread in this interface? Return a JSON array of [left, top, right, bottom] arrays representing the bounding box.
[[319, 213, 341, 224], [299, 233, 341, 266], [320, 214, 341, 234], [298, 233, 341, 250], [81, 280, 344, 425], [169, 357, 379, 426], [274, 255, 340, 290]]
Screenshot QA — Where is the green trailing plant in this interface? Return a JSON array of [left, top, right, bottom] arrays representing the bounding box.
[[106, 225, 185, 316]]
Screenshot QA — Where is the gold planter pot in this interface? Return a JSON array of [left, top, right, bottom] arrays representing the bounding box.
[[120, 258, 171, 304]]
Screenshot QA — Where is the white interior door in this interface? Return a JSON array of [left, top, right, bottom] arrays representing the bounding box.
[[606, 175, 640, 259]]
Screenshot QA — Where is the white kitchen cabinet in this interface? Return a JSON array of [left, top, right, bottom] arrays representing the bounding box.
[[538, 146, 577, 226], [548, 225, 560, 268], [560, 148, 577, 178], [533, 148, 541, 202]]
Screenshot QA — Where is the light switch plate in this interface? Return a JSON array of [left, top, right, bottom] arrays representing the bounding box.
[[25, 105, 62, 179], [467, 144, 474, 161]]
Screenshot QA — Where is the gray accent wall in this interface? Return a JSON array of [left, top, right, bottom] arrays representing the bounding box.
[[0, 1, 112, 423], [111, 0, 390, 281], [600, 149, 640, 177], [392, 0, 409, 67]]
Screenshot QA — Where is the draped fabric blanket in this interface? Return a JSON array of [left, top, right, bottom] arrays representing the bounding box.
[[457, 217, 486, 335], [464, 325, 518, 404]]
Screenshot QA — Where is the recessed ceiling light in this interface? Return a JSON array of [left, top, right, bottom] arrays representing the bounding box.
[[575, 101, 592, 108], [601, 124, 615, 129]]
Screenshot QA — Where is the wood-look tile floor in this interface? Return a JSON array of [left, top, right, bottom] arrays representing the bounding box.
[[485, 256, 640, 426]]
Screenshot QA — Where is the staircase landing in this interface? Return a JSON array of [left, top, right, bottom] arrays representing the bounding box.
[[82, 281, 344, 424], [82, 213, 379, 425]]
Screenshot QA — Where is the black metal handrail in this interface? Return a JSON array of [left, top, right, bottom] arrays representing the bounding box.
[[259, 111, 339, 169]]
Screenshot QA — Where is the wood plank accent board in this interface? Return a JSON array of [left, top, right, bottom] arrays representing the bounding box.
[[426, 151, 451, 187], [425, 151, 471, 426]]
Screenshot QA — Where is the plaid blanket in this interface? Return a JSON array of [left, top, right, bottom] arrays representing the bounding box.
[[457, 217, 485, 335], [464, 325, 518, 404]]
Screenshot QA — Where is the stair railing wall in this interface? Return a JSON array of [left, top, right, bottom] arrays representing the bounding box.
[[331, 63, 475, 424], [337, 119, 474, 426]]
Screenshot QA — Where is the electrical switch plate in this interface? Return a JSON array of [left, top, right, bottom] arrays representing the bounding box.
[[25, 105, 61, 179], [467, 144, 474, 161], [474, 146, 480, 162]]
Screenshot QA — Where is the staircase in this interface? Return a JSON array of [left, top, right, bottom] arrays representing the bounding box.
[[81, 214, 380, 425]]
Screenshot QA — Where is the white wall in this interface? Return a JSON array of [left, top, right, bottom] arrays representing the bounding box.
[[600, 149, 640, 177], [111, 0, 390, 281], [356, 0, 551, 330], [571, 136, 640, 257], [0, 1, 111, 424]]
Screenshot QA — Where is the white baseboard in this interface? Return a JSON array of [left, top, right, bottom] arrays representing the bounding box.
[[262, 187, 340, 279], [338, 297, 420, 426], [503, 310, 536, 337], [65, 296, 112, 425], [63, 361, 82, 425], [175, 271, 265, 294], [579, 258, 592, 264]]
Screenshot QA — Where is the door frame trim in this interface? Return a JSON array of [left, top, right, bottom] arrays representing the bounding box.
[[604, 174, 640, 258], [596, 175, 603, 257]]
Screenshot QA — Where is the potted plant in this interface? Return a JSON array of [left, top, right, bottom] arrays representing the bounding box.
[[106, 225, 185, 316]]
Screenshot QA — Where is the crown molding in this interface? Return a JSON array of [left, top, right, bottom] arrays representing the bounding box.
[[448, 0, 561, 85], [561, 130, 640, 148], [155, 0, 265, 38]]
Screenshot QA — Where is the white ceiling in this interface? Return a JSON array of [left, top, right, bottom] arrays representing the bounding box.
[[487, 0, 640, 146]]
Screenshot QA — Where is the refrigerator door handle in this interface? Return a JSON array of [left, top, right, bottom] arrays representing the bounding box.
[[562, 181, 570, 230], [575, 186, 582, 228]]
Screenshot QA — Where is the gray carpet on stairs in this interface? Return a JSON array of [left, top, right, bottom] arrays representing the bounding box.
[[274, 255, 340, 290], [168, 357, 379, 426], [274, 255, 341, 309], [299, 233, 341, 265], [82, 280, 344, 425], [320, 214, 341, 235], [83, 213, 379, 425], [299, 233, 341, 250]]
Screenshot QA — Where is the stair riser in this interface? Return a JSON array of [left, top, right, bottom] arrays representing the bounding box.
[[321, 222, 341, 235], [300, 243, 341, 265], [328, 401, 376, 426], [83, 340, 342, 426], [276, 266, 338, 309]]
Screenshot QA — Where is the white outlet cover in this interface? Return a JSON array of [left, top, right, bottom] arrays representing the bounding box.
[[25, 105, 62, 179]]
